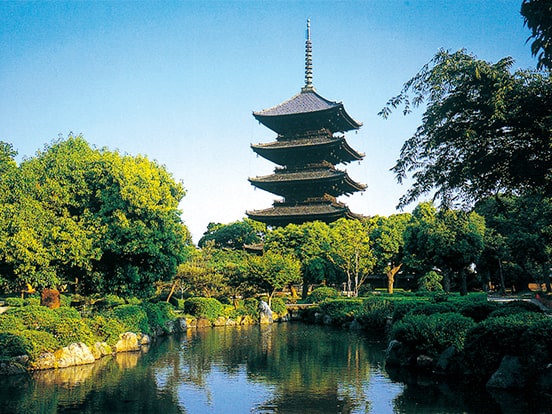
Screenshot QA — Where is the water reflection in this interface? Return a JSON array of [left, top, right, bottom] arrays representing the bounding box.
[[0, 323, 548, 413]]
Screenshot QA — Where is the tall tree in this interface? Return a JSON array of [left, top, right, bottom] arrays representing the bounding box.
[[521, 0, 552, 69], [380, 50, 552, 209], [368, 213, 412, 294], [404, 203, 486, 294], [247, 250, 301, 306], [198, 219, 266, 249], [475, 194, 552, 292], [327, 218, 375, 297]]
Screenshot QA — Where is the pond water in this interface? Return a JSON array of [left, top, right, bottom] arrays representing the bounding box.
[[0, 323, 548, 414]]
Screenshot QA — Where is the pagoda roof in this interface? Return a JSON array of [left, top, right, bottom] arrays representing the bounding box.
[[253, 90, 362, 135], [246, 200, 362, 226], [251, 135, 364, 166], [249, 167, 366, 198]]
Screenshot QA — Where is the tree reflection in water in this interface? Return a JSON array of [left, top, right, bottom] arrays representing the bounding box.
[[5, 323, 545, 413]]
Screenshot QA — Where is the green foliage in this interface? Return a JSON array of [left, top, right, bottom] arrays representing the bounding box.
[[198, 219, 265, 249], [107, 305, 150, 334], [0, 135, 191, 297], [307, 286, 339, 303], [521, 0, 552, 69], [0, 314, 25, 333], [270, 297, 287, 316], [0, 333, 27, 358], [4, 297, 24, 307], [183, 297, 224, 320], [140, 301, 176, 334], [356, 296, 394, 332], [88, 315, 125, 346], [458, 301, 499, 322], [392, 299, 455, 322], [16, 330, 59, 359], [247, 250, 302, 301], [462, 313, 548, 381], [5, 305, 58, 330], [390, 312, 476, 358], [93, 294, 127, 310], [318, 299, 363, 325], [520, 318, 552, 375], [417, 270, 444, 292], [381, 49, 552, 207], [488, 300, 544, 318]]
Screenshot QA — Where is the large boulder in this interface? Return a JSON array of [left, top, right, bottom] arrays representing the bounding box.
[[114, 332, 141, 353], [486, 355, 527, 389], [259, 301, 273, 324], [91, 342, 112, 359], [54, 342, 96, 368], [434, 346, 457, 374], [385, 340, 403, 367]]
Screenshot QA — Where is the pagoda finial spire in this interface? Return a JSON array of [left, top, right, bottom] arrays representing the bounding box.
[[302, 19, 314, 92]]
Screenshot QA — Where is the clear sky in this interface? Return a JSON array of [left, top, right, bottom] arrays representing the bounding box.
[[0, 1, 537, 243]]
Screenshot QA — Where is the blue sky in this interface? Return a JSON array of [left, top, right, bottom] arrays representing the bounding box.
[[0, 1, 537, 242]]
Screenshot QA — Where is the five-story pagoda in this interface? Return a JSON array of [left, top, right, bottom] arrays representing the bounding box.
[[246, 20, 366, 226]]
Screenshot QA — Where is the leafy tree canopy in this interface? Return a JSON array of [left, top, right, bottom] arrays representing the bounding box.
[[380, 49, 552, 209], [198, 219, 266, 249], [521, 0, 552, 69]]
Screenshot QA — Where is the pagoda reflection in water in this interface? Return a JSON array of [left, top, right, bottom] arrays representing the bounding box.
[[247, 20, 366, 226]]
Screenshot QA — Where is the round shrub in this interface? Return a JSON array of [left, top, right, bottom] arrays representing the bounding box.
[[307, 286, 339, 304], [108, 305, 150, 334], [48, 317, 96, 347], [488, 300, 543, 318], [318, 299, 363, 325], [458, 301, 500, 322], [5, 297, 24, 307], [462, 312, 548, 382], [183, 297, 224, 321], [88, 315, 126, 346], [5, 305, 57, 330], [0, 314, 26, 333], [18, 330, 59, 359], [141, 301, 176, 334], [0, 333, 27, 358], [392, 300, 455, 322], [390, 312, 475, 359], [270, 297, 287, 316], [356, 297, 393, 332], [520, 318, 552, 376]]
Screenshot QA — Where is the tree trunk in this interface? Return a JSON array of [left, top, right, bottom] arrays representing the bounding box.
[[443, 273, 451, 293], [166, 280, 178, 303], [460, 270, 468, 296], [386, 264, 402, 295]]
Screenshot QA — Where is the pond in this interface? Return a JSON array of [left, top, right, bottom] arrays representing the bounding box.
[[0, 323, 547, 413]]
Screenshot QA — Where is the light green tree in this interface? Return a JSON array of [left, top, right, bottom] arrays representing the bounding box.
[[327, 218, 375, 297]]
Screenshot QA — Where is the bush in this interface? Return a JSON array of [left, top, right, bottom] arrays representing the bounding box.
[[5, 297, 24, 307], [520, 318, 552, 376], [318, 299, 363, 325], [356, 297, 394, 332], [0, 314, 26, 333], [390, 312, 476, 358], [418, 270, 444, 292], [458, 301, 499, 322], [270, 297, 287, 316], [488, 300, 543, 318], [183, 297, 224, 321], [461, 312, 548, 382], [0, 333, 28, 358], [17, 330, 59, 359], [307, 286, 339, 304], [392, 300, 455, 322], [5, 305, 57, 330], [88, 315, 126, 346], [108, 305, 150, 334], [93, 294, 127, 310], [141, 301, 175, 334]]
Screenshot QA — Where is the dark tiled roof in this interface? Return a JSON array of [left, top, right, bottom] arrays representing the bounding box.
[[253, 89, 362, 134], [254, 90, 339, 116], [246, 200, 363, 226]]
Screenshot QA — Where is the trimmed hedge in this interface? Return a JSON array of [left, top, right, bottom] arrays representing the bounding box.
[[106, 305, 150, 335], [461, 312, 549, 382], [307, 286, 339, 304], [356, 297, 394, 332], [183, 297, 224, 321], [318, 299, 363, 325], [390, 312, 476, 358]]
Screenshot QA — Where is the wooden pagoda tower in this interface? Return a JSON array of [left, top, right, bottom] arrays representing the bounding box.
[[247, 20, 366, 226]]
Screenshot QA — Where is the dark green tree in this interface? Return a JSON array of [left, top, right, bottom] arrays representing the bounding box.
[[198, 219, 266, 249], [521, 0, 552, 69], [380, 50, 552, 209], [404, 203, 486, 294]]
